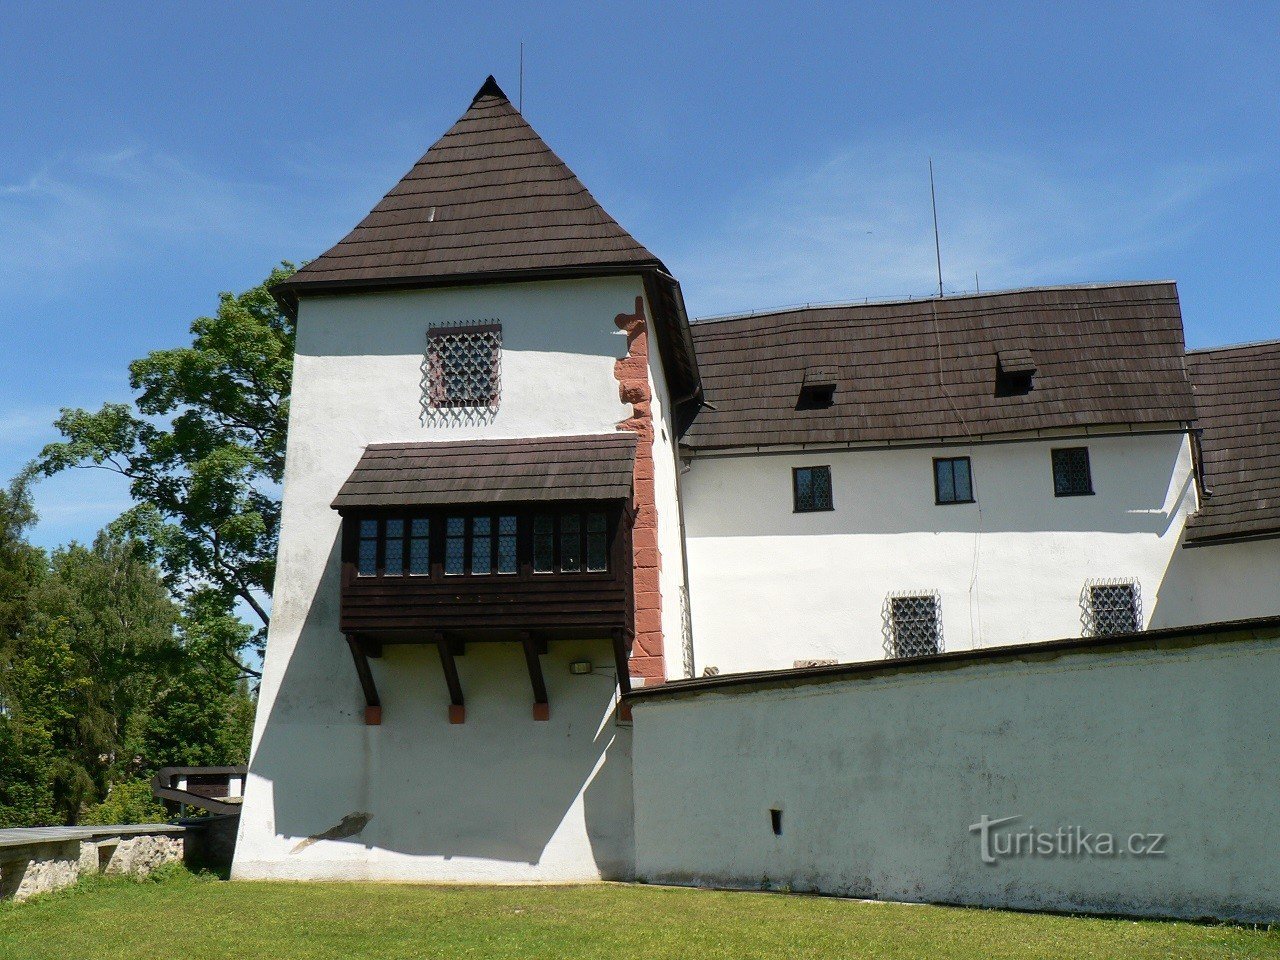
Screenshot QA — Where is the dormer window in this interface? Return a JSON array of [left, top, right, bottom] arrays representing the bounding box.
[[423, 323, 502, 419], [796, 366, 837, 410], [995, 348, 1036, 397]]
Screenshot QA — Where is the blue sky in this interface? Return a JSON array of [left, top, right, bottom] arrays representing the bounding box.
[[2, 1, 1277, 550]]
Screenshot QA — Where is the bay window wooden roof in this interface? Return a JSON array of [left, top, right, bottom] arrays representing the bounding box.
[[331, 433, 637, 509]]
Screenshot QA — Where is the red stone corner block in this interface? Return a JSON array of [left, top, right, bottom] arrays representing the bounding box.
[[364, 706, 382, 726], [448, 704, 466, 724], [532, 702, 550, 722]]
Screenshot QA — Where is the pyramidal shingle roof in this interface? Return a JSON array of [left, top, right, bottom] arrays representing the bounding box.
[[280, 76, 662, 295]]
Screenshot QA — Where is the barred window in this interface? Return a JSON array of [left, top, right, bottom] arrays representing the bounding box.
[[1085, 580, 1141, 637], [934, 457, 974, 504], [1052, 447, 1093, 497], [793, 465, 834, 512], [887, 593, 942, 659], [422, 323, 502, 420]]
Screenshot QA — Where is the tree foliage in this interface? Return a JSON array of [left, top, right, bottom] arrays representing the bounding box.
[[39, 264, 296, 671]]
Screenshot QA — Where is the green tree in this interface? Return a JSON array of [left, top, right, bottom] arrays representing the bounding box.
[[39, 264, 297, 674]]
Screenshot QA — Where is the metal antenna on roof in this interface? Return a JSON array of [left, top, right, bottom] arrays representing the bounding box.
[[929, 158, 943, 297], [519, 41, 524, 113]]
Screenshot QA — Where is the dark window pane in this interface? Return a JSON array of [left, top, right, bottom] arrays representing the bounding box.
[[383, 519, 404, 575], [409, 519, 430, 575], [586, 512, 608, 572], [1053, 448, 1093, 496], [359, 519, 378, 538], [890, 595, 941, 657], [471, 517, 492, 575], [445, 517, 465, 575], [794, 466, 833, 511], [561, 514, 582, 572], [497, 515, 518, 574], [533, 516, 554, 573], [357, 529, 377, 577], [954, 459, 972, 502], [935, 460, 955, 503]]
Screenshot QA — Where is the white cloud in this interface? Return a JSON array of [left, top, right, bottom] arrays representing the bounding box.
[[669, 141, 1240, 318]]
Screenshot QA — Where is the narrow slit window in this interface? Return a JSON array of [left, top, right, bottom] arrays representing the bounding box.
[[561, 514, 582, 572], [445, 517, 466, 576], [357, 519, 378, 576], [586, 512, 608, 572], [471, 516, 493, 575], [408, 518, 430, 575], [934, 457, 974, 505], [793, 465, 834, 512], [497, 515, 518, 574], [533, 515, 554, 573], [1052, 447, 1093, 497], [384, 519, 405, 575]]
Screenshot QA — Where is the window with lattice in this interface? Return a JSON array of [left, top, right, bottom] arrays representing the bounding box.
[[1052, 447, 1093, 497], [887, 592, 942, 658], [422, 323, 502, 420], [1084, 580, 1141, 637], [793, 465, 834, 512]]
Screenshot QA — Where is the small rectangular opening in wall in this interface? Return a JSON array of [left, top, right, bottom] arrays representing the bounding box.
[[770, 808, 783, 836]]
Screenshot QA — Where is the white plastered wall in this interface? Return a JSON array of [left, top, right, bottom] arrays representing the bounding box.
[[681, 431, 1200, 673], [631, 628, 1280, 921], [235, 275, 681, 882]]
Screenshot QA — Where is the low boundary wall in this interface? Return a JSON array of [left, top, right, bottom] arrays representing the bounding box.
[[627, 617, 1280, 922], [0, 824, 187, 902]]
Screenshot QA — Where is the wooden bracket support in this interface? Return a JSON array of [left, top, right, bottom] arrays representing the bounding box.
[[346, 635, 381, 725], [521, 632, 550, 721], [434, 632, 466, 724]]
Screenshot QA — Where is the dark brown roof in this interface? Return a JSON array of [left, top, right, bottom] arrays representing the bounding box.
[[279, 77, 661, 294], [682, 282, 1197, 450], [331, 433, 636, 509], [1185, 339, 1280, 544]]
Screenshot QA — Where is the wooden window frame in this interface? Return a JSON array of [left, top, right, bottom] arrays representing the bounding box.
[[1051, 447, 1094, 497], [792, 465, 834, 513], [343, 504, 621, 583], [933, 456, 975, 505]]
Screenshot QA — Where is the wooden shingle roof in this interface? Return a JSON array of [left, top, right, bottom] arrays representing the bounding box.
[[682, 282, 1197, 451], [279, 77, 661, 294], [1185, 339, 1280, 545], [331, 433, 637, 509]]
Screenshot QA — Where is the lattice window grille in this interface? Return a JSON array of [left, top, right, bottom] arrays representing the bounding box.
[[421, 322, 502, 425], [883, 591, 943, 659], [1083, 579, 1142, 637], [1052, 447, 1092, 496]]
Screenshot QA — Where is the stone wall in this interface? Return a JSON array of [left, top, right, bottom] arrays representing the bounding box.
[[0, 825, 187, 902]]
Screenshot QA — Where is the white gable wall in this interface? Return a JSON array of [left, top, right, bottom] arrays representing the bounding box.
[[681, 430, 1199, 673], [235, 275, 683, 882]]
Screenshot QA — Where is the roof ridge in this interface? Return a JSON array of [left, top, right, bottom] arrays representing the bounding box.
[[1187, 337, 1280, 356], [691, 280, 1179, 325]]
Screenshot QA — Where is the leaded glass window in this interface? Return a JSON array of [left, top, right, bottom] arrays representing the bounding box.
[[561, 514, 582, 572], [384, 519, 405, 575], [1085, 580, 1141, 637], [533, 515, 554, 573], [793, 465, 833, 512], [409, 519, 430, 575], [586, 513, 608, 572], [887, 593, 942, 658], [1052, 447, 1093, 497], [497, 515, 518, 574], [934, 457, 974, 504], [357, 519, 378, 576], [445, 517, 466, 576], [471, 516, 493, 575]]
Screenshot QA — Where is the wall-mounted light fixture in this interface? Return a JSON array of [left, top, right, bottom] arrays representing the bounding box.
[[569, 660, 594, 675]]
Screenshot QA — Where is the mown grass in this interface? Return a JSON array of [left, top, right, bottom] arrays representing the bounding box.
[[1, 867, 1275, 959]]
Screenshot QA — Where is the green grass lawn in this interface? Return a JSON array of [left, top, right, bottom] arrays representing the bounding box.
[[1, 868, 1275, 960]]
